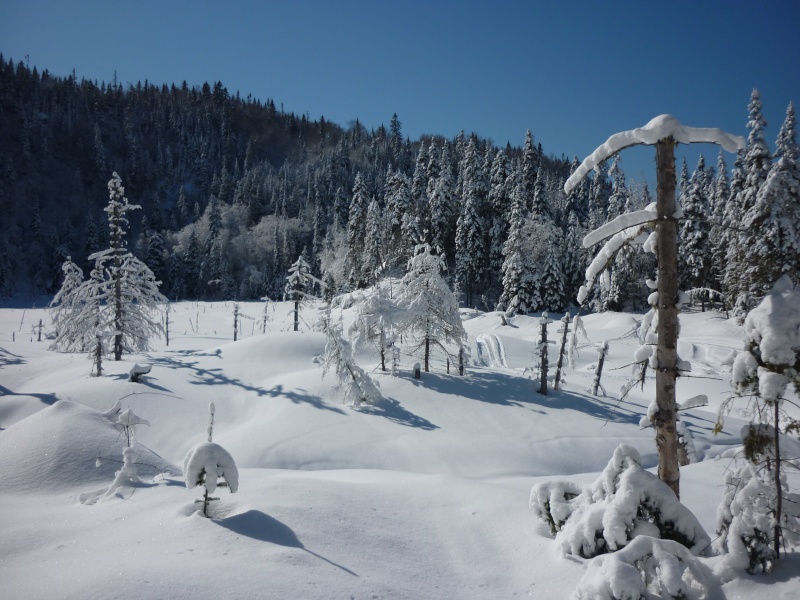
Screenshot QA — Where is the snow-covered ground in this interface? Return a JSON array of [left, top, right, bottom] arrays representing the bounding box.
[[0, 301, 797, 599]]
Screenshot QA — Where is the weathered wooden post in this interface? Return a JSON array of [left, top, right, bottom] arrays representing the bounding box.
[[538, 312, 551, 395], [233, 303, 239, 341], [554, 313, 570, 390], [653, 137, 682, 497]]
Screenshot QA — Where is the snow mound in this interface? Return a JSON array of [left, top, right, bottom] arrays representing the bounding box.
[[0, 400, 177, 493], [201, 331, 326, 379]]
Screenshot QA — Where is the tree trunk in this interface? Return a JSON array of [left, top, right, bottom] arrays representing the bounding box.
[[774, 400, 782, 559], [293, 300, 299, 332], [424, 336, 430, 372], [654, 137, 681, 499]]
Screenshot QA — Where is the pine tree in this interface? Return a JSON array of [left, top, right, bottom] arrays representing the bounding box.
[[743, 102, 800, 295]]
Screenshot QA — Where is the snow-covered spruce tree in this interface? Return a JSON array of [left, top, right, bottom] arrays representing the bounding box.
[[362, 197, 384, 286], [285, 251, 319, 332], [428, 143, 456, 259], [714, 276, 800, 572], [498, 174, 535, 314], [397, 244, 467, 373], [49, 257, 84, 337], [726, 90, 773, 322], [88, 172, 166, 360], [742, 102, 800, 297], [679, 155, 713, 305], [346, 173, 370, 288], [564, 115, 744, 498], [455, 137, 487, 307], [321, 308, 383, 406], [487, 148, 511, 280], [184, 403, 239, 518]]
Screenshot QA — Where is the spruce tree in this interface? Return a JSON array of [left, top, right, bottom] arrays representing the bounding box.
[[743, 102, 800, 295]]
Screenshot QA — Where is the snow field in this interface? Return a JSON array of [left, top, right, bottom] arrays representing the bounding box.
[[0, 300, 798, 599]]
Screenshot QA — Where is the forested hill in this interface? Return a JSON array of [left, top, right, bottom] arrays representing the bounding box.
[[3, 58, 789, 322]]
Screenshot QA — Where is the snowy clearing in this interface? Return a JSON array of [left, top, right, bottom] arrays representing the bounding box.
[[0, 300, 798, 599]]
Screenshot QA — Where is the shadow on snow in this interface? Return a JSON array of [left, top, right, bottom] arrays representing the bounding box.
[[150, 351, 345, 415], [215, 509, 358, 576], [408, 368, 643, 425]]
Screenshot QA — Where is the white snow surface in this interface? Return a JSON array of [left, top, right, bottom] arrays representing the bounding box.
[[0, 300, 798, 599], [565, 115, 745, 193]]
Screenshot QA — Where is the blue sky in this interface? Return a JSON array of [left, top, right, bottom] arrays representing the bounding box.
[[2, 0, 798, 186]]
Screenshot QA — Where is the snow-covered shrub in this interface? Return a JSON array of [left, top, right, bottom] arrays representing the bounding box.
[[184, 403, 239, 517], [714, 276, 800, 572], [529, 479, 583, 536], [714, 427, 800, 575], [574, 536, 713, 600], [530, 445, 710, 559]]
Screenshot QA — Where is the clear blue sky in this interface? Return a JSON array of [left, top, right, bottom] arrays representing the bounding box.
[[2, 0, 798, 186]]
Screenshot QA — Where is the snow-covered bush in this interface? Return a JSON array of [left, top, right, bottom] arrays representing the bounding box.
[[184, 403, 239, 517], [322, 308, 383, 406], [530, 445, 710, 559], [715, 276, 800, 572], [574, 536, 713, 600]]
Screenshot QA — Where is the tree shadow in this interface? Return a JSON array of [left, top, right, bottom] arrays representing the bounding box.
[[0, 383, 58, 405], [411, 369, 642, 425], [0, 346, 25, 367], [150, 353, 344, 414], [215, 509, 358, 576], [357, 396, 438, 430]]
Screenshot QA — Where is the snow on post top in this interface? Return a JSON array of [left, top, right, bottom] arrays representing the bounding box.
[[564, 115, 745, 194]]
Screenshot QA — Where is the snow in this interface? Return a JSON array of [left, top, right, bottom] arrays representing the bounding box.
[[0, 301, 798, 598], [183, 441, 239, 494], [565, 115, 746, 194], [582, 205, 657, 248]]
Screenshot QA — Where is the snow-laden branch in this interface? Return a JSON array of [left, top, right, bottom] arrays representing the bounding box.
[[583, 205, 657, 248], [565, 115, 745, 193]]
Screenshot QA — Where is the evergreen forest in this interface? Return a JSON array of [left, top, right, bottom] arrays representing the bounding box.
[[1, 57, 796, 321]]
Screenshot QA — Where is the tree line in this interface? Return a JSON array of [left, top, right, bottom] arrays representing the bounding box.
[[1, 58, 796, 319]]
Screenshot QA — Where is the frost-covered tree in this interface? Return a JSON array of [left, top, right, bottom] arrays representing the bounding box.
[[397, 244, 466, 373], [346, 173, 369, 288], [50, 257, 84, 337], [679, 155, 712, 300], [428, 143, 456, 258], [499, 176, 535, 314], [348, 281, 400, 372], [51, 174, 166, 360], [742, 102, 800, 297], [322, 308, 383, 406], [487, 149, 511, 276], [728, 90, 773, 321], [362, 197, 384, 286], [455, 137, 487, 306], [285, 251, 317, 332]]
